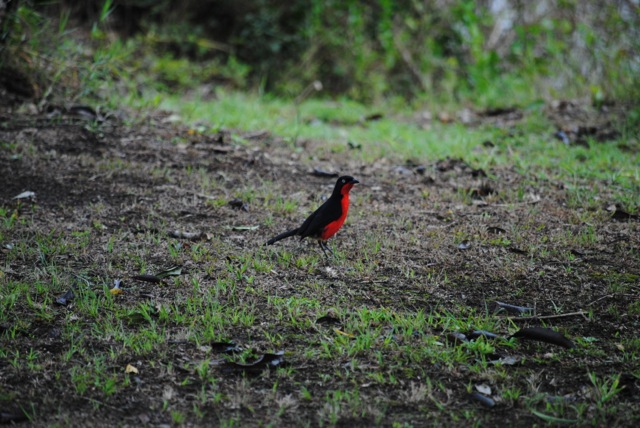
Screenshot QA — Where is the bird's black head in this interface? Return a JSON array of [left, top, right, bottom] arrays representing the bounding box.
[[333, 176, 359, 196]]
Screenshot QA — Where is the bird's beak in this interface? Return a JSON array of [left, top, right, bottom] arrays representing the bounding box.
[[351, 178, 360, 184]]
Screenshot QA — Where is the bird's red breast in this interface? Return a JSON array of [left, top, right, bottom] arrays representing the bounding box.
[[319, 183, 354, 240]]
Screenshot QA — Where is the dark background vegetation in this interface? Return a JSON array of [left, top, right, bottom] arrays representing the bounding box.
[[1, 0, 639, 107]]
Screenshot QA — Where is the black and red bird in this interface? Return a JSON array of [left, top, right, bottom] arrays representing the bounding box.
[[266, 176, 359, 256]]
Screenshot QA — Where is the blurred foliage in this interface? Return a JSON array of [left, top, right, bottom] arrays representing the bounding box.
[[1, 0, 639, 106]]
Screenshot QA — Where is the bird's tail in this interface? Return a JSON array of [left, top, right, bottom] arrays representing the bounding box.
[[266, 228, 299, 245]]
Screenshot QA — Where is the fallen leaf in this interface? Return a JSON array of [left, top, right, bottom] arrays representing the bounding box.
[[155, 266, 182, 279], [68, 105, 98, 120], [316, 315, 341, 325], [607, 204, 639, 221], [210, 342, 243, 354], [169, 230, 203, 240], [530, 409, 577, 424], [512, 327, 574, 349], [475, 384, 492, 395], [223, 351, 286, 374], [228, 198, 249, 212], [469, 392, 495, 408], [467, 330, 499, 340], [55, 289, 75, 306], [163, 385, 174, 400], [457, 240, 471, 250], [508, 247, 527, 255], [468, 184, 494, 198], [125, 364, 139, 374], [131, 274, 162, 283], [494, 301, 533, 315], [446, 332, 469, 344], [415, 165, 427, 174], [12, 191, 35, 200], [488, 355, 519, 365]]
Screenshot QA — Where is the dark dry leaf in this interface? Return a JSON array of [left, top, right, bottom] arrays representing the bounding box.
[[228, 198, 249, 212], [607, 204, 639, 221], [415, 165, 427, 175], [468, 184, 494, 198], [316, 315, 341, 325], [211, 145, 234, 154], [495, 301, 533, 315], [487, 226, 506, 234], [210, 342, 243, 354], [508, 247, 527, 255], [311, 168, 339, 178], [467, 330, 499, 340], [469, 392, 496, 408], [457, 240, 471, 250], [512, 327, 574, 349], [68, 105, 98, 120], [480, 106, 518, 117], [446, 332, 469, 344], [131, 274, 162, 284], [55, 289, 75, 306], [224, 351, 286, 374]]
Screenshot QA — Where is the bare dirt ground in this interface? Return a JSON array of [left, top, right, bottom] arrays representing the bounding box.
[[1, 104, 639, 427]]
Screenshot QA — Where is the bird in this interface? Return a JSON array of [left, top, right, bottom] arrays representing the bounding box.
[[266, 176, 359, 256]]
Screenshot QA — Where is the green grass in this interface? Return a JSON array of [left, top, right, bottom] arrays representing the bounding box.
[[2, 241, 636, 425], [153, 90, 639, 208]]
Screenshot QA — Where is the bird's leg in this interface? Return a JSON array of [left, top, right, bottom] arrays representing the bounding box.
[[318, 240, 334, 258], [317, 240, 329, 257], [325, 242, 335, 257]]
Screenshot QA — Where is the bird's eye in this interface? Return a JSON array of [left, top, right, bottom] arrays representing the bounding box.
[[341, 179, 345, 183]]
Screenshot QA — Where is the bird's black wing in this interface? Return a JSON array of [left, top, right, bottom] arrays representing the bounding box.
[[298, 196, 343, 239]]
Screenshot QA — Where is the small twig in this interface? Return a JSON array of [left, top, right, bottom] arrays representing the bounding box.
[[501, 310, 589, 321], [587, 293, 637, 307], [492, 199, 542, 207]]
